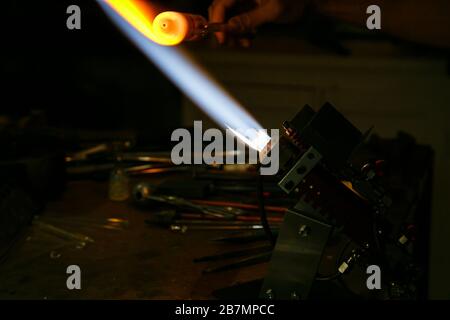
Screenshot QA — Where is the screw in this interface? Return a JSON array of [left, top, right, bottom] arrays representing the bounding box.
[[291, 292, 300, 300], [265, 289, 274, 300], [298, 225, 310, 237]]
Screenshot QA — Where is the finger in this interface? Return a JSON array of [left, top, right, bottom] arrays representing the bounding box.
[[208, 0, 237, 44], [227, 1, 284, 34]]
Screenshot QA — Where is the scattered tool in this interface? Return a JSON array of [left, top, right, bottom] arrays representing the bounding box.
[[134, 183, 243, 219], [191, 200, 287, 214], [41, 216, 129, 231], [33, 219, 94, 245], [211, 230, 279, 244], [170, 224, 278, 233], [202, 252, 272, 274], [145, 211, 283, 231], [172, 220, 279, 227], [194, 245, 272, 263], [166, 212, 282, 224]]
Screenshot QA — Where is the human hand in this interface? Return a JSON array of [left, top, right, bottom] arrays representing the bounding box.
[[208, 0, 309, 46]]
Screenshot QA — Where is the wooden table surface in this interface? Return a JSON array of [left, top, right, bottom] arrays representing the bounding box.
[[0, 180, 268, 299]]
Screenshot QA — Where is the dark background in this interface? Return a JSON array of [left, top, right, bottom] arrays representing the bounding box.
[[2, 0, 450, 298], [2, 1, 210, 144]]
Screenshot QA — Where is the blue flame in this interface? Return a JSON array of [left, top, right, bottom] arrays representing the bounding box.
[[97, 0, 270, 150]]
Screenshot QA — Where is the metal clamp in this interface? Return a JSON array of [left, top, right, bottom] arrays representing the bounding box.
[[278, 146, 322, 194]]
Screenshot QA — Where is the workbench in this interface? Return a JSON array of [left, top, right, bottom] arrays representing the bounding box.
[[0, 180, 267, 299]]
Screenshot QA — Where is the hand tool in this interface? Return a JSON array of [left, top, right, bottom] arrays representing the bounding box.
[[33, 220, 94, 244], [170, 224, 280, 232], [210, 230, 279, 243], [194, 245, 272, 263], [202, 252, 272, 274]]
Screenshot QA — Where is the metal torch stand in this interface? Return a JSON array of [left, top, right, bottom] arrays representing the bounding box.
[[260, 209, 332, 300]]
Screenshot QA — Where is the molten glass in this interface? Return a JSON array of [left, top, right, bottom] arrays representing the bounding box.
[[104, 0, 209, 45], [102, 0, 171, 45], [153, 12, 208, 44]]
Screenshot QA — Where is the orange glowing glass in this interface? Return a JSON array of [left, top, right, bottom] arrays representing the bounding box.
[[103, 0, 202, 46], [153, 11, 190, 45]]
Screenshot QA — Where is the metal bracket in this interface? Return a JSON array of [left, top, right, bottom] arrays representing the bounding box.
[[260, 209, 332, 300], [278, 146, 322, 194]]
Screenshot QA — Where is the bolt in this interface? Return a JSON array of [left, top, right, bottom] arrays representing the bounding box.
[[291, 292, 300, 300], [298, 225, 310, 237], [265, 289, 275, 300]]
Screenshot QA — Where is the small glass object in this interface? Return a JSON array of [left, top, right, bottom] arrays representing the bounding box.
[[108, 158, 129, 201]]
